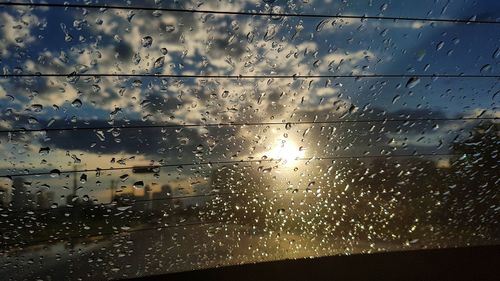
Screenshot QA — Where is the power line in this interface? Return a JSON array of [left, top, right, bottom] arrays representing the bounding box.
[[1, 152, 461, 178], [0, 117, 496, 134], [1, 73, 500, 78], [0, 2, 499, 25]]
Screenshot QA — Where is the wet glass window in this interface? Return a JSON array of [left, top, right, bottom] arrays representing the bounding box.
[[0, 1, 498, 280]]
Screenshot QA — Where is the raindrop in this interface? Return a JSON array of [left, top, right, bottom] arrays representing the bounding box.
[[47, 118, 55, 128], [120, 174, 129, 182], [271, 6, 284, 20], [392, 95, 401, 104], [71, 99, 82, 108], [39, 147, 50, 155], [316, 19, 328, 32], [117, 206, 132, 211], [126, 11, 135, 22], [31, 104, 43, 112], [50, 169, 61, 178], [95, 130, 105, 141], [92, 84, 101, 93], [231, 20, 239, 31], [133, 181, 144, 188], [60, 23, 72, 42], [480, 64, 492, 73], [493, 48, 500, 59], [165, 25, 175, 33], [133, 53, 141, 65], [80, 174, 87, 183], [285, 123, 292, 130], [132, 80, 142, 87], [258, 166, 273, 173], [405, 77, 420, 89], [348, 104, 358, 114], [264, 25, 277, 41], [141, 36, 153, 47], [436, 41, 444, 51], [153, 56, 165, 69]]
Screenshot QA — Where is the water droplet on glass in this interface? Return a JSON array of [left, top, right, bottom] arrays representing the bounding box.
[[71, 99, 82, 108], [117, 206, 132, 211], [436, 41, 444, 51], [165, 25, 175, 33], [31, 104, 43, 112], [80, 174, 87, 183], [141, 36, 153, 47], [480, 64, 492, 73], [405, 77, 420, 89], [392, 95, 401, 104], [50, 169, 61, 178], [271, 6, 284, 20], [316, 19, 328, 32], [493, 48, 500, 59], [126, 11, 135, 22], [95, 130, 105, 141], [153, 56, 165, 69], [133, 53, 141, 65], [264, 25, 277, 41], [120, 174, 129, 182], [39, 147, 50, 155], [133, 181, 144, 188]]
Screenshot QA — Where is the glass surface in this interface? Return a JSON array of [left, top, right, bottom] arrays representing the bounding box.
[[0, 0, 498, 280]]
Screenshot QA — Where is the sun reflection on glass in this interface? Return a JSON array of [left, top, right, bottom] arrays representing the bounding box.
[[266, 139, 305, 166]]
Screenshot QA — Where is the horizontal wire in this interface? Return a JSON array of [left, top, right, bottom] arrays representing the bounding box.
[[0, 117, 496, 134], [0, 152, 461, 178], [0, 2, 499, 24], [1, 219, 232, 248], [1, 73, 500, 78]]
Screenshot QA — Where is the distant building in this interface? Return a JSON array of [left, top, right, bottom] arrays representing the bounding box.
[[35, 190, 55, 209], [153, 184, 175, 211], [0, 186, 8, 208]]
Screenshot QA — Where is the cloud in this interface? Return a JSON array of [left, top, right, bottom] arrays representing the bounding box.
[[0, 10, 40, 57]]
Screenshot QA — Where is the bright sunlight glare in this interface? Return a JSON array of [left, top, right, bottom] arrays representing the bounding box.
[[266, 140, 305, 165]]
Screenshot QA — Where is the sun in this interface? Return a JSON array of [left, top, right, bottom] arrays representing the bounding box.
[[266, 139, 305, 165]]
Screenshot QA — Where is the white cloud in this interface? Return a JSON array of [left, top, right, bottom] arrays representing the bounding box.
[[0, 11, 39, 57]]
